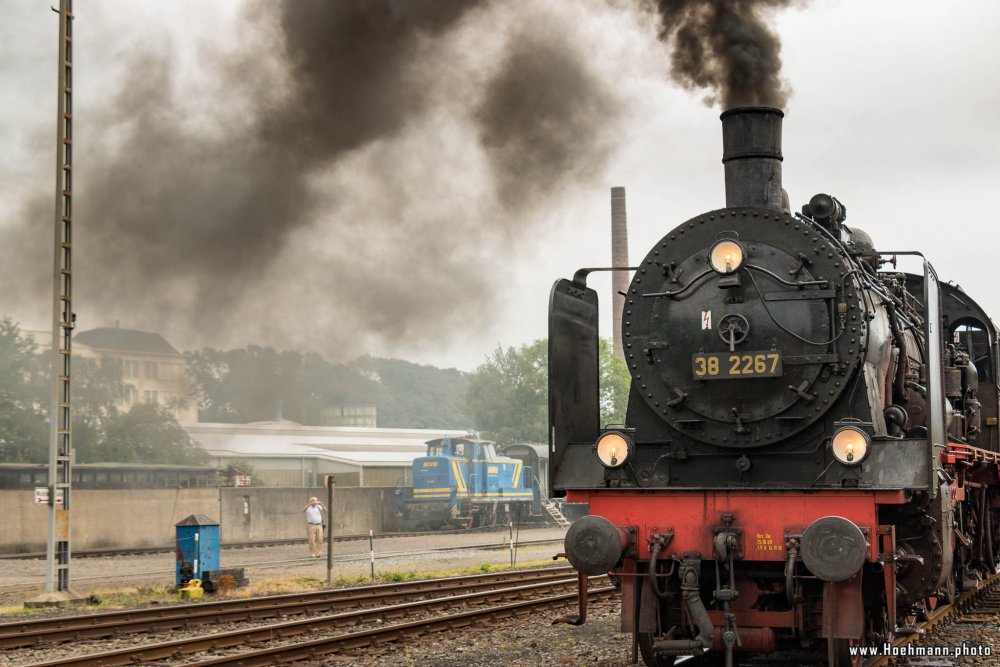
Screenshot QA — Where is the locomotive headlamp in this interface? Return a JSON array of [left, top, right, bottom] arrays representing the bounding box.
[[831, 426, 871, 466], [709, 240, 745, 275], [595, 432, 633, 468]]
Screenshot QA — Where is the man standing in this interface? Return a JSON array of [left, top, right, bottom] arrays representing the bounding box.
[[303, 496, 327, 558]]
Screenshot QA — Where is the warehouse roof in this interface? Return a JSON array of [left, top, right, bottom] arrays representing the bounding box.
[[185, 421, 469, 468]]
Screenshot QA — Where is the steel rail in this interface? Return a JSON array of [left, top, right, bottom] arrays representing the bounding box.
[[185, 587, 617, 667], [866, 570, 1000, 667], [0, 566, 575, 648], [18, 577, 609, 667]]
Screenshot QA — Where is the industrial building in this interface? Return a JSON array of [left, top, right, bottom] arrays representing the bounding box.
[[184, 420, 469, 487]]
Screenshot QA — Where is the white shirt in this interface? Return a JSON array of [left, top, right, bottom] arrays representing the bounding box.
[[305, 504, 324, 525]]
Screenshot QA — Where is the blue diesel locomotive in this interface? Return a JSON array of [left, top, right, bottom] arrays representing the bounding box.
[[395, 437, 543, 528]]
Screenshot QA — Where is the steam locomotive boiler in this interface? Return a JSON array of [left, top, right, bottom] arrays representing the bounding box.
[[548, 107, 1000, 666]]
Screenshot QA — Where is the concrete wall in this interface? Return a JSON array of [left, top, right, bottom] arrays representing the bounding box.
[[0, 487, 402, 553], [217, 487, 393, 543]]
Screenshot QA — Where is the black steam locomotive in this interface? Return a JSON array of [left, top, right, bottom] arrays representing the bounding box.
[[549, 107, 1000, 666]]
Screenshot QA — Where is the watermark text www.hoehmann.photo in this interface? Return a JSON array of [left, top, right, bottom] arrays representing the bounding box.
[[850, 643, 992, 658]]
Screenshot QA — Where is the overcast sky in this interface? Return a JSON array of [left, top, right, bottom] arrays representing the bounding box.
[[1, 1, 999, 371]]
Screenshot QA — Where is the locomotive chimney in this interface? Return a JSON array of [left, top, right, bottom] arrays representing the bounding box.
[[611, 187, 629, 359], [720, 107, 786, 210]]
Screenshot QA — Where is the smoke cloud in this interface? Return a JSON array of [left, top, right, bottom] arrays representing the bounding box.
[[0, 1, 625, 360], [653, 0, 795, 108]]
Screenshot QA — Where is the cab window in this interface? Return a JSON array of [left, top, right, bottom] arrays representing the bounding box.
[[953, 322, 994, 383]]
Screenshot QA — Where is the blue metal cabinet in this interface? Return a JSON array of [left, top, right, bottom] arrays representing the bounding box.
[[175, 514, 220, 587]]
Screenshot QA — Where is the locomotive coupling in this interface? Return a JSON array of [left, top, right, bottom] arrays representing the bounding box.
[[563, 515, 629, 576]]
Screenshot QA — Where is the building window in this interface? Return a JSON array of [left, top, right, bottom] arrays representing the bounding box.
[[144, 390, 159, 404], [124, 384, 138, 405], [144, 362, 159, 379], [123, 360, 139, 378]]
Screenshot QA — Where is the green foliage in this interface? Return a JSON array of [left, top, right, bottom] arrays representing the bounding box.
[[189, 348, 473, 430], [0, 400, 48, 463], [223, 459, 264, 487], [73, 356, 127, 423], [599, 338, 631, 427], [187, 346, 381, 424], [352, 356, 470, 429], [71, 355, 129, 464], [466, 340, 548, 446], [0, 318, 204, 465], [0, 320, 48, 462], [465, 338, 631, 446], [98, 403, 208, 465]]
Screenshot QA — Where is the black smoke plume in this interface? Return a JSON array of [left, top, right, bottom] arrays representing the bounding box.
[[1, 1, 623, 358], [476, 27, 619, 212], [653, 0, 794, 108]]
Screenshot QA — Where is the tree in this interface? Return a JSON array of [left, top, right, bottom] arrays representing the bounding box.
[[187, 346, 381, 425], [466, 338, 631, 446], [0, 319, 48, 462], [0, 316, 204, 465], [223, 459, 262, 487], [466, 340, 547, 445], [352, 356, 471, 429], [71, 355, 128, 463], [98, 403, 208, 465], [599, 338, 631, 427]]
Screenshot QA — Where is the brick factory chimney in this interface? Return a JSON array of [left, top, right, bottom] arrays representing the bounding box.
[[611, 187, 629, 358]]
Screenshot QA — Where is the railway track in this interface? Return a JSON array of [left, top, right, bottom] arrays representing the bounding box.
[[864, 572, 1000, 667], [4, 566, 612, 666]]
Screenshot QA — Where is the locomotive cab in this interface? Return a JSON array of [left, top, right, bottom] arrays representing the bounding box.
[[396, 437, 543, 529]]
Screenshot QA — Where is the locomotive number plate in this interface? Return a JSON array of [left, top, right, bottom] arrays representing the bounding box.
[[692, 351, 782, 380]]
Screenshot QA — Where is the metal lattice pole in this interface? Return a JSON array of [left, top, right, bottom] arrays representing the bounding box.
[[46, 0, 74, 594]]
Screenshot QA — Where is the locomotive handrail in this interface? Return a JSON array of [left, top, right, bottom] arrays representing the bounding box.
[[744, 263, 830, 288], [641, 268, 713, 298], [875, 250, 927, 258], [745, 270, 847, 347], [571, 266, 638, 287]]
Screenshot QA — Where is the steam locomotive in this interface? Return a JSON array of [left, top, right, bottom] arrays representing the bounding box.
[[549, 107, 1000, 666]]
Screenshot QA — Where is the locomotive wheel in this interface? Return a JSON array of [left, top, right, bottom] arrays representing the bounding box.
[[637, 633, 676, 667]]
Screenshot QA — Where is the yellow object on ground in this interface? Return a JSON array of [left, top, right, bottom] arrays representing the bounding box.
[[180, 578, 204, 600]]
